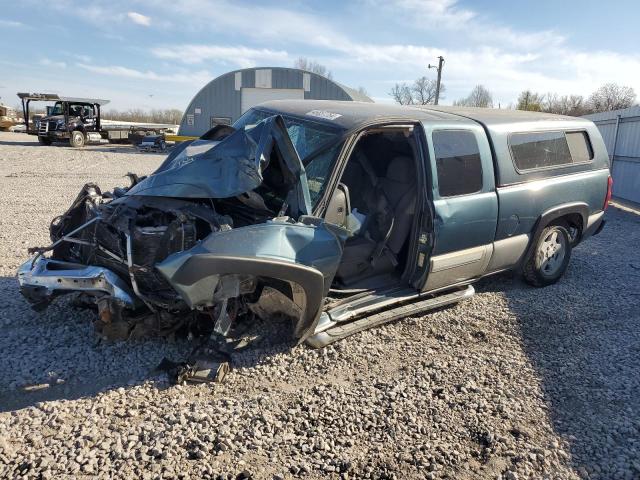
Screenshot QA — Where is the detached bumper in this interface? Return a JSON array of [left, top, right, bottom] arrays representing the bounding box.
[[17, 257, 138, 311]]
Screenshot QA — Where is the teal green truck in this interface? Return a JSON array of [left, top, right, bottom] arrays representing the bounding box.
[[18, 101, 611, 348]]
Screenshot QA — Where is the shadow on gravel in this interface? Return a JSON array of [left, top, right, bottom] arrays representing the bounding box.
[[478, 207, 640, 479], [0, 138, 171, 156], [0, 274, 183, 412], [0, 274, 293, 413], [76, 145, 172, 156], [0, 139, 41, 147]]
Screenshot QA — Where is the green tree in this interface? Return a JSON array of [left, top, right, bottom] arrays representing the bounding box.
[[517, 90, 544, 111]]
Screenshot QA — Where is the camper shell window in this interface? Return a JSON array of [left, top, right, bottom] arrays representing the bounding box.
[[509, 130, 594, 172]]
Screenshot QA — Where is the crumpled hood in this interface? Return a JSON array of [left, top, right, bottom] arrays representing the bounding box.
[[126, 115, 310, 205]]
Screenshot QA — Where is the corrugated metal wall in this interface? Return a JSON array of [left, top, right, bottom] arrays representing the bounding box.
[[584, 106, 640, 204], [178, 67, 367, 136]]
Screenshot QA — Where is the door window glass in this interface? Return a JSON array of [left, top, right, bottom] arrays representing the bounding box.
[[304, 142, 344, 206], [433, 130, 483, 197]]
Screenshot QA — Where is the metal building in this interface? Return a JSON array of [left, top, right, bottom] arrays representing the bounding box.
[[178, 67, 372, 136], [584, 106, 640, 204]]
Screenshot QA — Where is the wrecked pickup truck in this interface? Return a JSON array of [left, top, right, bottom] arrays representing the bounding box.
[[18, 100, 611, 348]]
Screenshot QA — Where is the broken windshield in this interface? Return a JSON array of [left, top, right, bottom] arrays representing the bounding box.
[[234, 109, 345, 207], [234, 108, 343, 160]]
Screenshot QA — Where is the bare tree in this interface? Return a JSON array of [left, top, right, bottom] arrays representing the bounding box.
[[453, 85, 493, 108], [412, 77, 441, 104], [356, 86, 370, 98], [588, 83, 636, 112], [389, 77, 444, 105], [517, 90, 544, 111], [102, 108, 183, 124], [389, 83, 413, 105], [543, 93, 588, 116], [293, 57, 333, 80]]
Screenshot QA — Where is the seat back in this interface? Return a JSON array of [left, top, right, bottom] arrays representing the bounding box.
[[378, 156, 417, 254]]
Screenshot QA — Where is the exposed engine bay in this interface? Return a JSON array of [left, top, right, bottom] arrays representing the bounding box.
[[18, 115, 347, 347]]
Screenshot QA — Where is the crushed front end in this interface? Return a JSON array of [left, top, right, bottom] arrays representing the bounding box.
[[18, 115, 346, 344]]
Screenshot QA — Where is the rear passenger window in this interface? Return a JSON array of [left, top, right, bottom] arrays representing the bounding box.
[[510, 131, 593, 171], [433, 130, 483, 197]]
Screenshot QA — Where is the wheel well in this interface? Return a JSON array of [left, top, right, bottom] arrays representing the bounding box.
[[562, 212, 583, 241], [522, 205, 588, 268]]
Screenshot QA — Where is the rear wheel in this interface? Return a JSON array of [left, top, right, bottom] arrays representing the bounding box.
[[38, 136, 52, 146], [523, 221, 572, 287], [70, 130, 85, 148]]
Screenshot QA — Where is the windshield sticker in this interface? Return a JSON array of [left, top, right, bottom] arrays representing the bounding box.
[[306, 110, 342, 121]]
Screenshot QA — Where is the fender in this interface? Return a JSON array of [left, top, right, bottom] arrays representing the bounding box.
[[70, 123, 86, 134], [162, 255, 326, 341], [521, 201, 589, 267], [155, 220, 347, 342]]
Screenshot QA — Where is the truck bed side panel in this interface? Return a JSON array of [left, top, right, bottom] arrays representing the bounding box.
[[495, 168, 609, 241]]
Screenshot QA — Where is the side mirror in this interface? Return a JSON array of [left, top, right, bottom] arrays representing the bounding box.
[[325, 183, 350, 229]]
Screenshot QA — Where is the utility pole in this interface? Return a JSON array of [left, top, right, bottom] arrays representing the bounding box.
[[428, 56, 445, 105]]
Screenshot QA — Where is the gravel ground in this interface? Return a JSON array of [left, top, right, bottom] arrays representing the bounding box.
[[1, 131, 639, 479]]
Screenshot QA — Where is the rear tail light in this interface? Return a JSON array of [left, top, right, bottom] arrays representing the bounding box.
[[603, 175, 613, 211]]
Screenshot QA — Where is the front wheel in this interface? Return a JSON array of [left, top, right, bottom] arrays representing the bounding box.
[[523, 221, 572, 287], [69, 130, 85, 148]]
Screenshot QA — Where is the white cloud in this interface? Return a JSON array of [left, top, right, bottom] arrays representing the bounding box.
[[76, 62, 210, 85], [0, 19, 25, 27], [127, 12, 151, 26], [151, 45, 290, 68], [339, 44, 640, 106], [141, 0, 353, 48], [40, 58, 67, 68], [18, 0, 640, 108], [375, 0, 564, 51], [371, 0, 475, 28], [74, 54, 92, 63]]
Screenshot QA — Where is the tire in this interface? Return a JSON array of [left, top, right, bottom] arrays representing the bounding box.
[[70, 130, 85, 148], [523, 221, 572, 287], [159, 140, 166, 151], [38, 136, 52, 146]]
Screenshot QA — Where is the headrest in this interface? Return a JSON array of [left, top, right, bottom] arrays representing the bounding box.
[[386, 156, 414, 184]]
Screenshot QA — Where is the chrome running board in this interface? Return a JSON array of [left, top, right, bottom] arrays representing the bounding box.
[[306, 285, 475, 348]]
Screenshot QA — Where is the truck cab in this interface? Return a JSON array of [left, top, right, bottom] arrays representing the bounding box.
[[36, 101, 100, 146], [17, 93, 109, 147]]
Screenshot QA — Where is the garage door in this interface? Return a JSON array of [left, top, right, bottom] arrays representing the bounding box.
[[241, 88, 305, 114]]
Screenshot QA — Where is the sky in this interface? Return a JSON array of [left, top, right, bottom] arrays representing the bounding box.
[[1, 0, 639, 111]]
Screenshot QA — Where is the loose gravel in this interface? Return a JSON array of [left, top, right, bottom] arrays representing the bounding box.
[[0, 131, 639, 479]]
